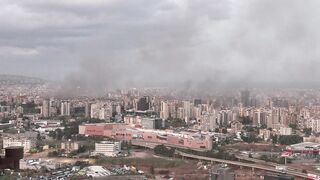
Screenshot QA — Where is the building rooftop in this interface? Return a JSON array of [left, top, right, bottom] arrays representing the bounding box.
[[287, 142, 320, 149]]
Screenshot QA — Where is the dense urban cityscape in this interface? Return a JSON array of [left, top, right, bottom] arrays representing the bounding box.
[[0, 76, 318, 179], [1, 0, 320, 180]]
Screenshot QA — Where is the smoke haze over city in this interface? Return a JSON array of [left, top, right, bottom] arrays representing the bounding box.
[[3, 1, 320, 179], [1, 0, 320, 93]]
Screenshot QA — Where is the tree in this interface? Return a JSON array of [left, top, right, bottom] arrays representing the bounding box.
[[48, 131, 57, 139], [302, 169, 307, 173], [77, 146, 87, 153], [150, 166, 155, 175], [154, 145, 175, 157], [56, 129, 63, 140], [278, 135, 303, 145], [303, 128, 312, 136], [260, 124, 267, 129], [222, 128, 227, 134], [37, 133, 42, 141], [241, 116, 252, 125], [1, 118, 10, 123], [48, 151, 59, 157], [289, 124, 298, 130], [241, 133, 259, 143], [270, 134, 278, 144], [259, 154, 269, 161], [243, 126, 256, 132], [36, 133, 43, 151], [165, 118, 186, 128]]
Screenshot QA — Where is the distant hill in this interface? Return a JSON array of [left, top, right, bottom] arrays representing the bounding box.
[[0, 74, 47, 85]]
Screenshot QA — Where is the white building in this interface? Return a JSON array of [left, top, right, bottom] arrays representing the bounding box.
[[60, 101, 70, 116], [198, 112, 217, 131], [259, 129, 271, 140], [42, 100, 50, 117], [90, 102, 112, 120], [307, 118, 320, 133], [183, 101, 191, 122], [279, 127, 292, 135], [3, 137, 31, 153], [61, 141, 79, 153], [160, 101, 169, 120], [94, 141, 121, 157]]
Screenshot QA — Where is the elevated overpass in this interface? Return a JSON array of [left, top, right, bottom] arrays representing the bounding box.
[[175, 150, 309, 179], [234, 153, 320, 175], [129, 139, 315, 178], [130, 139, 208, 151]]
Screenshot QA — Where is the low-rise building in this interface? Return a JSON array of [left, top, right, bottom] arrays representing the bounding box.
[[94, 141, 121, 157], [259, 129, 271, 140], [303, 136, 320, 143], [141, 118, 163, 129], [79, 123, 213, 151], [61, 141, 80, 153], [279, 127, 292, 136], [2, 137, 31, 153]]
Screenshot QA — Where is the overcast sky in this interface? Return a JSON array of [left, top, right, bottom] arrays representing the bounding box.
[[0, 0, 319, 90]]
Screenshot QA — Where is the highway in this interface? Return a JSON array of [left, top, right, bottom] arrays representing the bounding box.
[[130, 139, 208, 151], [175, 150, 309, 179], [129, 139, 314, 178], [234, 153, 320, 176]]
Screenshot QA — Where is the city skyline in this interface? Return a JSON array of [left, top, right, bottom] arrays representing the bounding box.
[[1, 1, 320, 179]]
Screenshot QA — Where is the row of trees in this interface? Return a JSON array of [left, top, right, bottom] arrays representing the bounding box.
[[154, 145, 175, 157], [240, 132, 261, 143], [270, 134, 303, 145], [259, 154, 292, 164], [165, 118, 186, 128]]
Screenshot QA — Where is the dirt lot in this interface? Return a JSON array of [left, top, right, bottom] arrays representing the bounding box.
[[99, 156, 209, 180], [25, 150, 95, 164]]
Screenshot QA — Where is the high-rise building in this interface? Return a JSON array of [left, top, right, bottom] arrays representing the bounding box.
[[85, 102, 91, 118], [241, 90, 250, 107], [253, 109, 261, 126], [160, 101, 169, 120], [61, 101, 70, 116], [183, 101, 191, 122], [307, 118, 320, 133], [194, 99, 202, 106], [90, 102, 112, 120], [198, 112, 217, 131], [169, 102, 177, 119], [42, 100, 50, 118], [177, 107, 184, 120], [137, 96, 150, 111], [90, 103, 100, 119]]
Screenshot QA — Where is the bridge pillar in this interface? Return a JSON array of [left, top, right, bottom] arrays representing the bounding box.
[[240, 166, 243, 170], [252, 167, 255, 173]]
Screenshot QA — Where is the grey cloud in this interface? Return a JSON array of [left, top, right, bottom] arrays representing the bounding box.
[[0, 0, 319, 95]]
